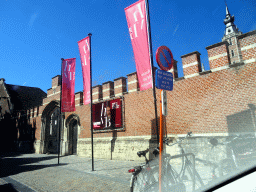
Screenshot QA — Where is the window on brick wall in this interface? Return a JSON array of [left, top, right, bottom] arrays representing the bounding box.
[[231, 50, 234, 57], [37, 106, 39, 116]]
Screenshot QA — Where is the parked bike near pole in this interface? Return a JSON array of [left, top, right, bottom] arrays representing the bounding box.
[[208, 133, 256, 177], [128, 132, 205, 192]]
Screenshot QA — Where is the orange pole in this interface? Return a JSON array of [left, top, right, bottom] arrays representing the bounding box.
[[159, 89, 163, 192]]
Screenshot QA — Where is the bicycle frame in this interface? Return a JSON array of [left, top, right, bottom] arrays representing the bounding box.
[[129, 132, 203, 192]]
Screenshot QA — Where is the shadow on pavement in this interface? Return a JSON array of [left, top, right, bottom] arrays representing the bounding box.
[[0, 153, 67, 178], [0, 183, 18, 192]]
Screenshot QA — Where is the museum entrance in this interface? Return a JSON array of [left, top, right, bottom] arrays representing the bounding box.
[[41, 101, 61, 154], [69, 119, 78, 155], [47, 107, 60, 154]]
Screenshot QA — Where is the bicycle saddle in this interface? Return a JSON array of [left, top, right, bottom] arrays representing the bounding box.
[[137, 149, 149, 157], [153, 147, 159, 156]]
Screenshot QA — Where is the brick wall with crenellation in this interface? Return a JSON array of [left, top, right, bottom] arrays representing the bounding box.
[[26, 30, 256, 160]]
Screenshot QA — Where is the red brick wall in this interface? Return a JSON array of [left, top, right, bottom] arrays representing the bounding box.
[[206, 42, 230, 70], [239, 31, 256, 62], [181, 51, 201, 77], [29, 30, 256, 142]]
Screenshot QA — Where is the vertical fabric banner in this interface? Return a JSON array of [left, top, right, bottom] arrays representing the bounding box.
[[61, 58, 76, 112], [78, 37, 91, 105], [125, 0, 153, 91]]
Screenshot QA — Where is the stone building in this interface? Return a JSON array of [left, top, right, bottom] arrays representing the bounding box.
[[6, 5, 256, 161]]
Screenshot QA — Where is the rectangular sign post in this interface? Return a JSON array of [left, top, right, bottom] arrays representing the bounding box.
[[155, 69, 173, 91], [162, 90, 167, 116], [156, 70, 173, 192]]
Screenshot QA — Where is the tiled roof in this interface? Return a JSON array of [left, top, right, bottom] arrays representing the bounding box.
[[5, 84, 47, 110]]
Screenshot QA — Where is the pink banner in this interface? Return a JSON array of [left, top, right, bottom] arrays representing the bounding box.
[[125, 0, 153, 91], [61, 58, 76, 112], [78, 36, 91, 105]]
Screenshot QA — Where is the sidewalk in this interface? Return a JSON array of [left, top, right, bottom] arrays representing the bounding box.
[[0, 152, 217, 192], [0, 153, 140, 192]]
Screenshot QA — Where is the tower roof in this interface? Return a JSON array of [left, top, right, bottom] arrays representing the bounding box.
[[222, 3, 242, 41]]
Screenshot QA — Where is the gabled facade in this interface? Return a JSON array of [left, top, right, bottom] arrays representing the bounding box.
[[0, 78, 46, 152]]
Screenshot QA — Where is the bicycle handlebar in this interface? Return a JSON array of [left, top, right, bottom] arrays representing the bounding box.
[[165, 132, 192, 146]]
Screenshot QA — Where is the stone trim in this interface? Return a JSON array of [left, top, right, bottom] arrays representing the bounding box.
[[47, 91, 61, 98], [208, 52, 227, 61], [113, 77, 126, 81], [77, 132, 231, 142], [127, 80, 138, 85], [167, 132, 229, 137], [211, 65, 229, 72], [102, 88, 114, 93], [184, 73, 199, 79], [183, 61, 199, 68], [199, 70, 212, 75], [92, 92, 99, 96], [127, 71, 137, 76], [244, 58, 256, 64], [128, 89, 137, 93], [181, 51, 200, 58], [102, 81, 113, 85], [114, 84, 126, 89], [102, 96, 110, 100], [43, 102, 50, 106], [115, 93, 123, 97], [237, 30, 256, 39], [206, 41, 227, 50], [241, 43, 256, 51]]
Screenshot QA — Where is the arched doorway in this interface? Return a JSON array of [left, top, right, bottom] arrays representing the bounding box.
[[66, 114, 80, 155], [69, 119, 78, 154], [40, 101, 61, 154]]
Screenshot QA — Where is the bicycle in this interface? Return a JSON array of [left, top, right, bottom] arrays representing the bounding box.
[[208, 134, 256, 177], [128, 132, 205, 192]]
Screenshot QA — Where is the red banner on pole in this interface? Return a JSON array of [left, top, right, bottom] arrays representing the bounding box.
[[78, 36, 91, 105], [61, 58, 76, 112], [125, 0, 153, 91]]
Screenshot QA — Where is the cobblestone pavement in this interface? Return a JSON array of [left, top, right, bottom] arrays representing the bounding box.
[[0, 153, 140, 192], [0, 152, 220, 192]]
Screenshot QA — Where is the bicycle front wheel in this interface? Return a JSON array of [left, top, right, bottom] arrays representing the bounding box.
[[131, 171, 158, 192]]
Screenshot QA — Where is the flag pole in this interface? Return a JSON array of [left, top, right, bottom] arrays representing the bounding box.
[[88, 33, 94, 171], [145, 0, 159, 144], [58, 58, 64, 165]]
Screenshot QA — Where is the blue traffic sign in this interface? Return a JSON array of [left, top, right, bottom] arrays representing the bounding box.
[[156, 46, 173, 71], [155, 69, 173, 91]]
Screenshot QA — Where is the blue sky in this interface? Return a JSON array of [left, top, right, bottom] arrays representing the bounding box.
[[1, 0, 255, 93]]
